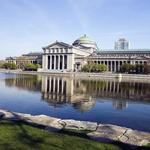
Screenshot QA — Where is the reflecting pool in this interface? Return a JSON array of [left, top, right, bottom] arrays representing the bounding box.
[[0, 73, 150, 132]]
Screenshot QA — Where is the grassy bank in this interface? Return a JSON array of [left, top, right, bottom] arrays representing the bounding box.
[[0, 120, 149, 150]]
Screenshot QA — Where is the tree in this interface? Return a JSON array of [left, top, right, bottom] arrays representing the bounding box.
[[2, 63, 17, 70], [82, 63, 107, 72], [120, 63, 131, 73], [0, 63, 4, 68], [128, 64, 136, 73], [144, 64, 150, 74], [135, 64, 144, 74], [97, 64, 107, 72], [120, 63, 150, 74], [24, 64, 41, 71]]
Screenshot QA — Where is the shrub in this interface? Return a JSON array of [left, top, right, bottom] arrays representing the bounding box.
[[2, 63, 17, 70], [120, 63, 150, 74], [144, 64, 150, 74], [82, 63, 107, 72], [24, 64, 41, 71]]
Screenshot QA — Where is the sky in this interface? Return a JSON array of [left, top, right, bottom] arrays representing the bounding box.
[[0, 0, 150, 59]]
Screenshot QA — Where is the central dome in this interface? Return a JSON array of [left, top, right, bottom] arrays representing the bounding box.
[[73, 34, 97, 49]]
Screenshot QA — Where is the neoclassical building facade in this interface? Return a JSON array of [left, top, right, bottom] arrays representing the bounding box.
[[40, 35, 150, 72]]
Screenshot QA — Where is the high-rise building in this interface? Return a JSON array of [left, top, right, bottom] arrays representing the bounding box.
[[115, 38, 129, 50]]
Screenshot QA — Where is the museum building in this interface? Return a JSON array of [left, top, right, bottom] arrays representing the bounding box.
[[40, 35, 150, 72]]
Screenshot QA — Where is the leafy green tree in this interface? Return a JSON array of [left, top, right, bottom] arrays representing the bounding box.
[[82, 63, 107, 72], [144, 64, 150, 74], [120, 63, 131, 73], [98, 64, 107, 72], [0, 63, 4, 68], [135, 64, 144, 74], [120, 63, 150, 74], [128, 64, 135, 73], [2, 63, 17, 70], [24, 63, 41, 71]]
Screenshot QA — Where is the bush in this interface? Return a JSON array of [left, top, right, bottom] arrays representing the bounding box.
[[144, 64, 150, 74], [0, 63, 4, 68], [82, 63, 107, 72], [120, 63, 150, 74], [24, 64, 41, 71], [2, 63, 17, 70]]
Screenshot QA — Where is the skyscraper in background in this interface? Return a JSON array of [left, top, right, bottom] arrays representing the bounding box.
[[115, 38, 129, 50]]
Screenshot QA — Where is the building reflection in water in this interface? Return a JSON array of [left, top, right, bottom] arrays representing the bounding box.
[[41, 76, 96, 111], [112, 100, 128, 110], [4, 74, 41, 92], [4, 75, 150, 111]]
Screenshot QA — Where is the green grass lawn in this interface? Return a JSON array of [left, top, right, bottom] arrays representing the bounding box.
[[0, 120, 149, 150]]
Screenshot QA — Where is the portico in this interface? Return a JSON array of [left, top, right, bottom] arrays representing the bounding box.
[[41, 37, 95, 72], [43, 54, 68, 70], [39, 35, 150, 73]]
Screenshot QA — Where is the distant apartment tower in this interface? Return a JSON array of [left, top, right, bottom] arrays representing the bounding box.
[[115, 38, 129, 50]]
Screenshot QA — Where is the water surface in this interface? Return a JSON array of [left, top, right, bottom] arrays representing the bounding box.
[[0, 73, 150, 132]]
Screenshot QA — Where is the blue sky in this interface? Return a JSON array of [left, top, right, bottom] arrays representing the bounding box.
[[0, 0, 150, 59]]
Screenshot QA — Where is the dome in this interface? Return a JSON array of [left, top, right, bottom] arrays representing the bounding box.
[[73, 35, 97, 49]]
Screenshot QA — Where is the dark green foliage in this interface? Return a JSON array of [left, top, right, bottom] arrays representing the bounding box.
[[24, 64, 41, 71], [0, 63, 4, 68], [144, 64, 150, 74], [120, 63, 150, 74], [82, 63, 107, 72], [2, 63, 17, 70]]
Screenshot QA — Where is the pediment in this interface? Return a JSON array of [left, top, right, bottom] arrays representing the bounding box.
[[43, 41, 72, 49]]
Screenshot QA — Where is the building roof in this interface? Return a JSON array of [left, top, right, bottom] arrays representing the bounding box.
[[22, 52, 42, 56], [73, 34, 96, 45], [96, 49, 150, 54], [43, 41, 72, 49], [6, 57, 16, 60]]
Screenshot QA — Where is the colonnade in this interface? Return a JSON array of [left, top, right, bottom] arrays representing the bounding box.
[[88, 60, 147, 72], [43, 54, 67, 70]]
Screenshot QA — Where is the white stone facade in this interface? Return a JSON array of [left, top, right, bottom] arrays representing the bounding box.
[[40, 35, 150, 73]]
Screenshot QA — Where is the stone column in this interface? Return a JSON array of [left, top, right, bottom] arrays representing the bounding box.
[[44, 55, 48, 70], [50, 55, 52, 70], [62, 55, 64, 70], [42, 55, 45, 70], [114, 61, 116, 72], [106, 60, 109, 71], [118, 61, 120, 72], [132, 61, 135, 65], [58, 55, 60, 70], [110, 61, 113, 72], [54, 56, 56, 69]]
